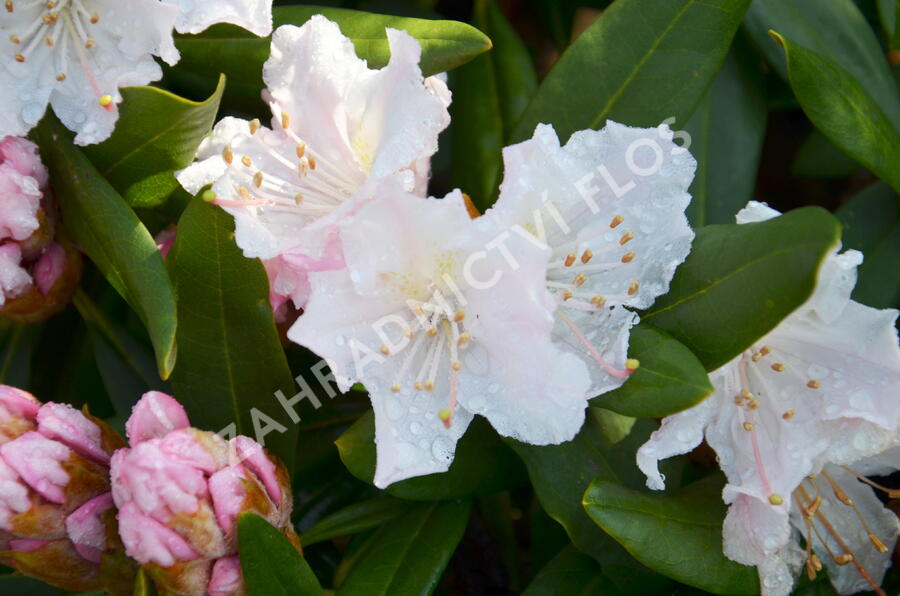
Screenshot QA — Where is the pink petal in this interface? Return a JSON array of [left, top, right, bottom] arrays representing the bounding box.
[[37, 402, 110, 465], [154, 226, 177, 261], [65, 492, 114, 564], [208, 466, 248, 536], [209, 556, 243, 595], [33, 244, 66, 296], [0, 431, 70, 503], [126, 391, 190, 445], [0, 385, 40, 422], [117, 502, 198, 567], [232, 435, 281, 503], [8, 538, 49, 552]]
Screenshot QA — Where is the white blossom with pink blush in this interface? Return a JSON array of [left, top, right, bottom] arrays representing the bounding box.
[[479, 122, 695, 398], [0, 0, 273, 145], [289, 182, 591, 488], [637, 202, 900, 596], [177, 15, 452, 311], [0, 136, 46, 242]]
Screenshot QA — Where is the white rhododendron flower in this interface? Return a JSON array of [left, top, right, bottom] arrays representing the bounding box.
[[178, 16, 452, 310], [637, 201, 900, 596], [0, 0, 273, 145], [480, 122, 695, 396], [289, 181, 590, 487]]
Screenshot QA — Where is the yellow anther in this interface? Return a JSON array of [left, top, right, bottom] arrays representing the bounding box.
[[771, 362, 785, 372], [458, 332, 471, 346], [438, 408, 452, 421], [621, 251, 635, 263], [741, 389, 753, 399], [98, 94, 113, 107], [627, 280, 639, 295], [580, 249, 593, 263], [805, 559, 817, 581], [625, 358, 640, 371], [404, 328, 413, 339], [620, 230, 634, 245], [424, 380, 435, 391], [807, 379, 820, 389], [751, 352, 762, 362], [803, 496, 821, 520], [281, 111, 291, 130], [610, 215, 623, 228], [84, 38, 94, 49], [572, 273, 587, 287], [564, 253, 576, 267], [832, 486, 853, 506], [308, 156, 317, 170], [768, 493, 783, 506], [760, 346, 771, 355], [241, 155, 252, 167], [5, 1, 12, 12], [810, 553, 822, 571], [44, 35, 53, 46], [590, 295, 606, 308], [833, 554, 853, 565], [253, 171, 263, 188], [561, 289, 573, 301], [294, 194, 303, 205], [451, 360, 461, 371], [742, 421, 754, 431], [379, 344, 390, 356], [296, 142, 306, 159], [390, 383, 401, 393], [222, 145, 233, 164], [414, 381, 423, 391], [237, 186, 251, 200], [747, 399, 760, 410], [249, 118, 260, 134], [14, 52, 24, 62], [90, 11, 99, 23], [453, 309, 465, 322], [782, 409, 795, 420], [427, 327, 438, 338], [9, 34, 19, 43], [56, 73, 66, 81], [869, 533, 888, 553], [734, 395, 745, 406]]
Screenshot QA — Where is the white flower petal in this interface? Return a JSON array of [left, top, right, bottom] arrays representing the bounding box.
[[723, 492, 792, 570], [166, 0, 273, 36]]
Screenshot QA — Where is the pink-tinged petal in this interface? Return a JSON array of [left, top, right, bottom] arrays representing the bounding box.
[[262, 256, 310, 316], [0, 385, 40, 422], [33, 244, 66, 296], [126, 391, 190, 445], [0, 136, 48, 183], [154, 226, 177, 261], [231, 436, 280, 503], [208, 466, 247, 536], [168, 0, 273, 36], [66, 492, 114, 564], [0, 431, 70, 503], [0, 243, 32, 306], [723, 492, 792, 569], [8, 538, 50, 552], [36, 402, 109, 465], [0, 164, 42, 243], [159, 428, 227, 472], [117, 502, 198, 567], [0, 456, 30, 529], [209, 556, 243, 595]]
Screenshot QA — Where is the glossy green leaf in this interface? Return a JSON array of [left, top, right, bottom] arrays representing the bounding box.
[[768, 32, 900, 193], [301, 497, 409, 547], [877, 0, 900, 49], [170, 6, 491, 113], [836, 183, 900, 309], [641, 207, 841, 371], [336, 500, 471, 596], [336, 410, 526, 500], [584, 475, 759, 595], [511, 0, 751, 143], [522, 545, 610, 596], [168, 198, 296, 466], [684, 47, 766, 226], [744, 0, 900, 130], [593, 324, 713, 418], [82, 76, 224, 208], [450, 0, 537, 209], [32, 117, 178, 379], [238, 513, 322, 596], [792, 129, 860, 179]]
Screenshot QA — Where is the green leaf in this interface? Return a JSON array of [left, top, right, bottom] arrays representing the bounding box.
[[522, 545, 610, 596], [836, 183, 900, 309], [792, 129, 860, 179], [301, 497, 409, 547], [450, 0, 537, 209], [511, 0, 751, 143], [877, 0, 900, 49], [170, 6, 491, 113], [641, 207, 841, 371], [768, 31, 900, 193], [32, 117, 178, 379], [168, 198, 297, 467], [336, 500, 471, 596], [744, 0, 900, 130], [593, 324, 713, 418], [336, 410, 526, 500], [133, 568, 158, 596], [238, 513, 322, 596], [583, 475, 759, 595], [684, 47, 767, 227], [82, 76, 224, 208]]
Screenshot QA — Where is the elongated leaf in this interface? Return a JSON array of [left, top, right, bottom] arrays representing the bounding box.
[[769, 32, 900, 193], [170, 6, 491, 113], [238, 513, 322, 596], [33, 118, 178, 379], [168, 199, 296, 466], [584, 475, 759, 595], [522, 545, 610, 596], [836, 183, 900, 309], [641, 207, 841, 371], [450, 0, 537, 209], [593, 324, 713, 418], [684, 47, 766, 226], [82, 76, 224, 207], [301, 498, 409, 547], [792, 129, 860, 179], [336, 500, 471, 596], [336, 410, 526, 500], [511, 0, 751, 143], [744, 0, 900, 130]]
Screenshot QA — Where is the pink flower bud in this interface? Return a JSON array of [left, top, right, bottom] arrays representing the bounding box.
[[0, 243, 32, 307], [0, 137, 45, 243], [0, 136, 48, 184], [112, 392, 297, 595], [125, 390, 190, 445], [0, 385, 39, 444], [155, 225, 177, 261], [33, 243, 66, 296]]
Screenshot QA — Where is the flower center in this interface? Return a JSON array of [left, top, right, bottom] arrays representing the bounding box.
[[6, 0, 114, 110]]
